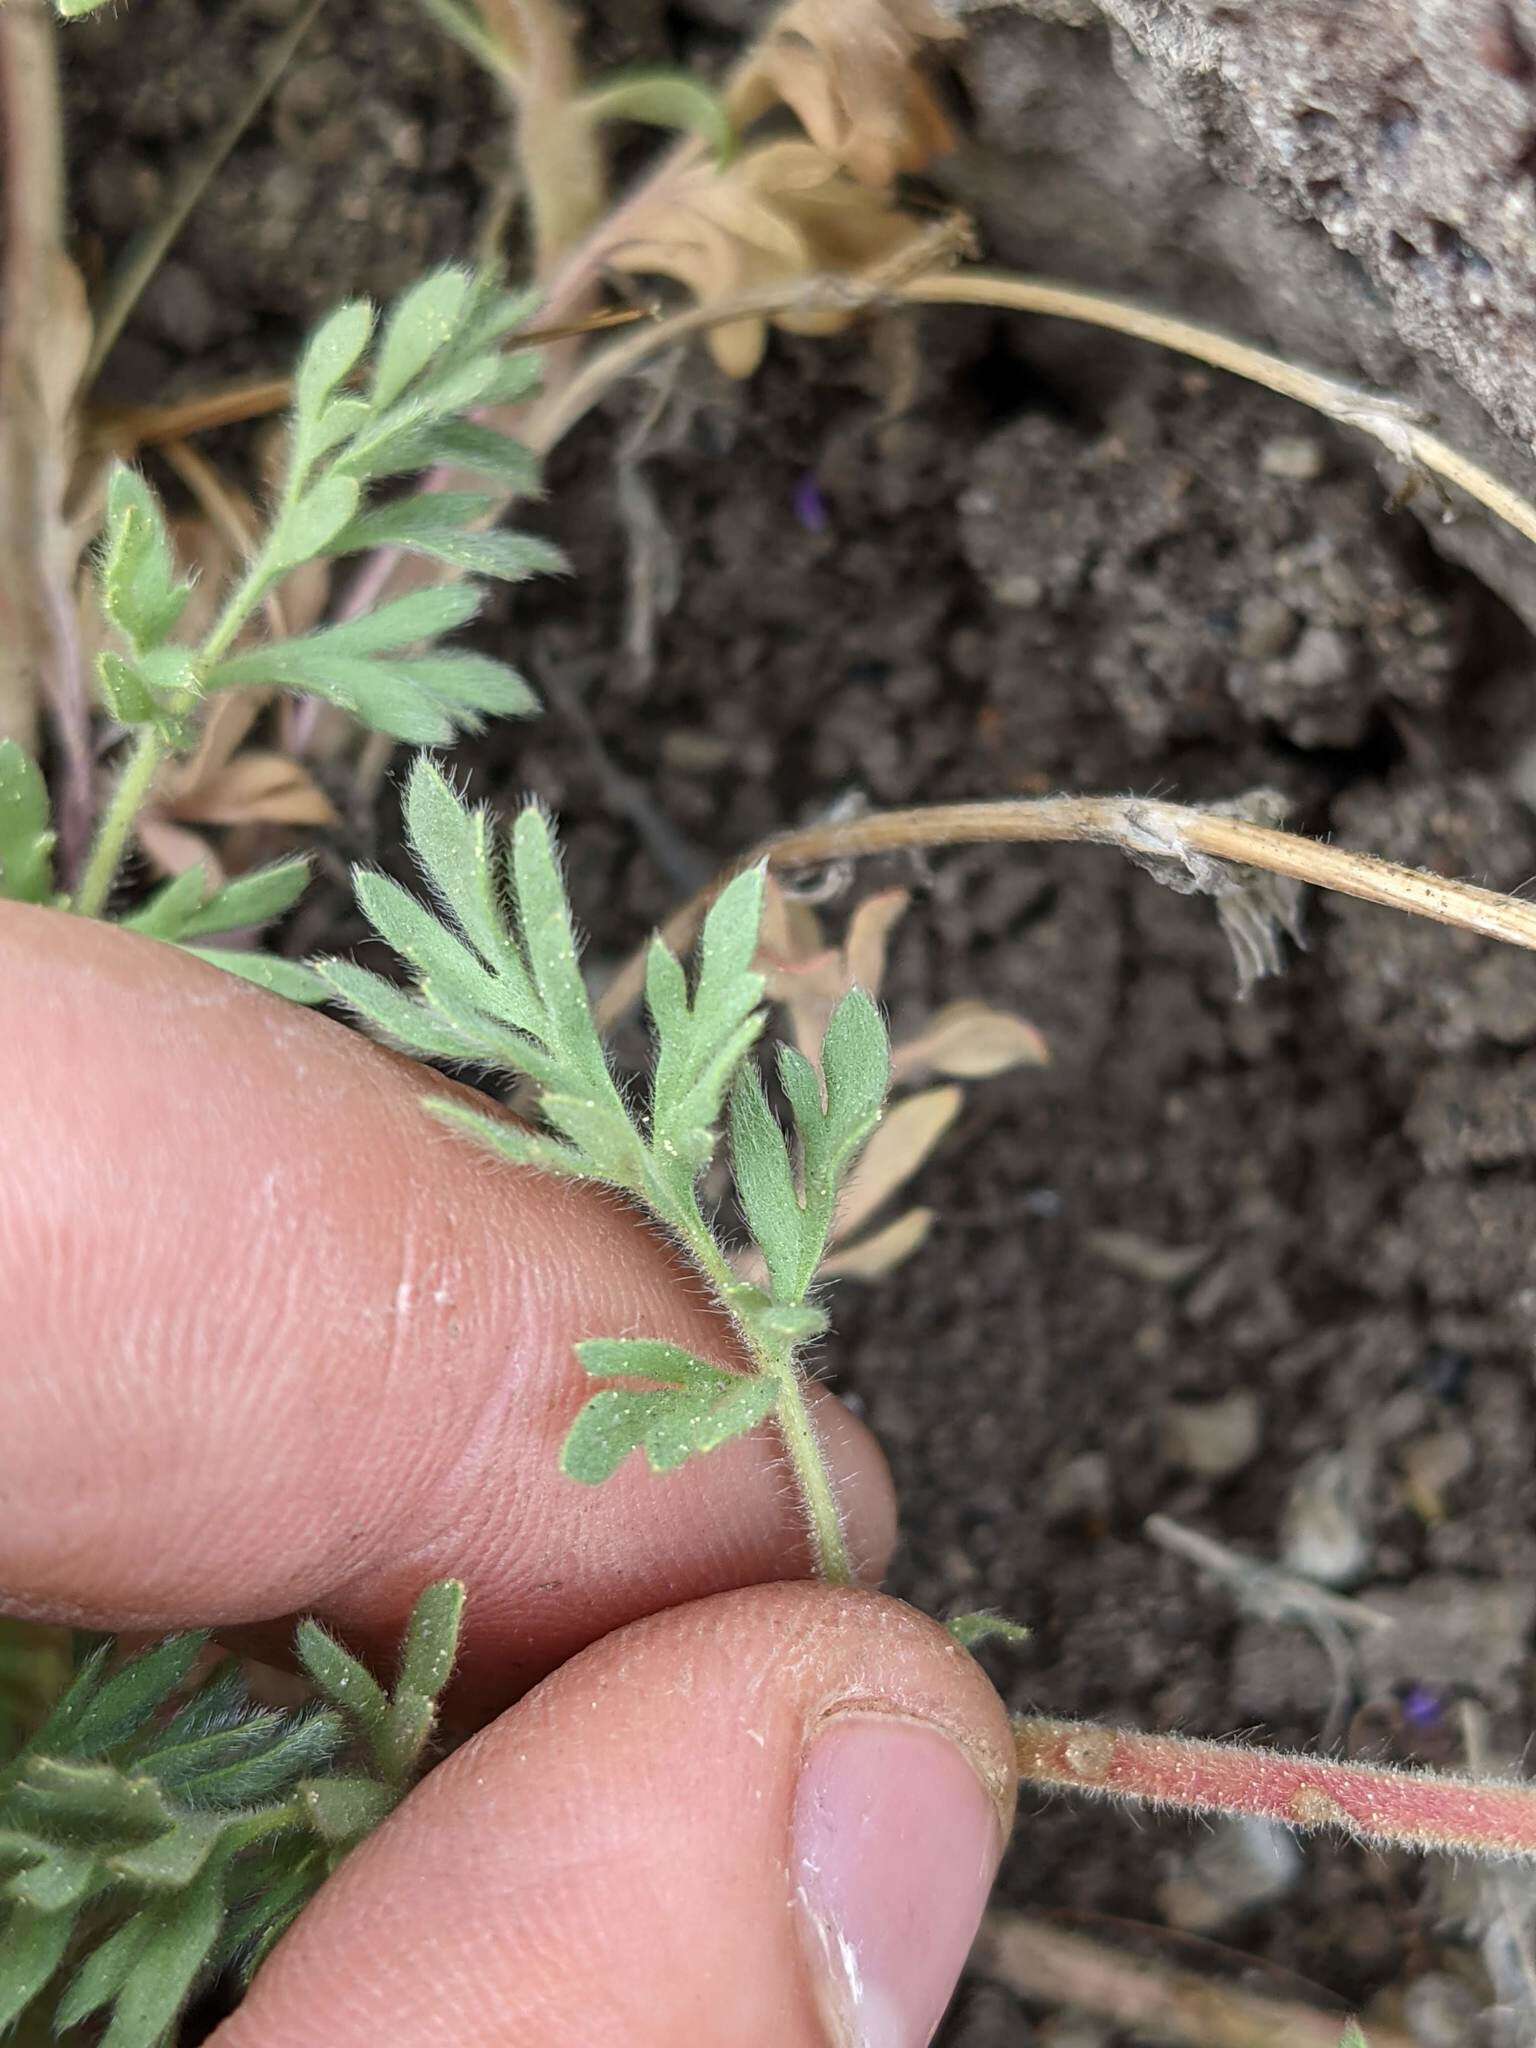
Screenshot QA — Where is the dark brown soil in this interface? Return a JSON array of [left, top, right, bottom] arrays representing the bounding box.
[[59, 0, 1536, 2038]]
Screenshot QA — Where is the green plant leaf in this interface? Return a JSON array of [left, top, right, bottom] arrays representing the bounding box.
[[371, 269, 472, 410], [175, 857, 311, 939], [820, 988, 890, 1174], [9, 1758, 175, 1848], [395, 1579, 465, 1704], [648, 867, 767, 1194], [0, 1903, 76, 2027], [508, 808, 608, 1085], [64, 1635, 208, 1761], [182, 949, 330, 1004], [946, 1612, 1031, 1653], [292, 298, 375, 439], [54, 1914, 154, 2030], [272, 474, 362, 570], [294, 1623, 389, 1742], [581, 68, 735, 162], [402, 757, 525, 977], [316, 958, 501, 1062], [420, 1097, 588, 1181], [98, 465, 193, 656], [296, 1776, 394, 1846], [0, 742, 55, 905], [98, 1862, 224, 2048], [729, 1063, 803, 1300], [6, 1846, 95, 1913], [96, 651, 159, 727], [408, 419, 541, 491], [561, 1341, 779, 1482], [119, 864, 209, 941]]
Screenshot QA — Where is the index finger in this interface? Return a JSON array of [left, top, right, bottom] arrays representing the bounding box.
[[0, 905, 895, 1717]]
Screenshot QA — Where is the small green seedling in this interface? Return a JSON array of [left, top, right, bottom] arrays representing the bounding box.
[[322, 757, 890, 1582], [0, 1584, 463, 2046]]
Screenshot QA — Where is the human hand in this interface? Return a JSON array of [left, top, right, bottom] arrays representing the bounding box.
[[1, 904, 1015, 2047]]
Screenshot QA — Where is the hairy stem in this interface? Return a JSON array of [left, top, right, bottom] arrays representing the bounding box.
[[673, 1193, 851, 1585], [73, 725, 166, 918], [762, 1344, 851, 1586], [1014, 1716, 1536, 1860], [595, 794, 1536, 1033]]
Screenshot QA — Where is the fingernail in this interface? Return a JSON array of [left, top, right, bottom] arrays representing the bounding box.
[[793, 1714, 1004, 2048]]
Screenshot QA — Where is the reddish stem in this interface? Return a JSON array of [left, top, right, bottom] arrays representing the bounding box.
[[1016, 1715, 1536, 1860]]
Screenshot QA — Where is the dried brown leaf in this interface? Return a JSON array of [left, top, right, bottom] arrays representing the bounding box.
[[135, 688, 335, 879], [755, 879, 909, 1058], [833, 1083, 961, 1242], [821, 1205, 935, 1279], [891, 997, 1050, 1082], [727, 0, 961, 188], [602, 140, 945, 375], [844, 886, 909, 992]]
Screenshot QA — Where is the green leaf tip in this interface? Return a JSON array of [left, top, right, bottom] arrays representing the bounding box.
[[581, 67, 736, 163], [946, 1611, 1031, 1654]]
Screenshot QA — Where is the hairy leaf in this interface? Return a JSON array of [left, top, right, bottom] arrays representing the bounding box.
[[729, 1063, 803, 1300], [99, 466, 193, 656], [183, 949, 330, 1005], [562, 1341, 779, 1483]]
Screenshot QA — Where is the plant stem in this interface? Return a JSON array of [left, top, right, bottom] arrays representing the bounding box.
[[530, 266, 1536, 559], [761, 1337, 851, 1585], [595, 793, 1536, 1034], [979, 1913, 1414, 2048], [1014, 1716, 1536, 1860], [69, 554, 270, 918], [72, 725, 166, 918], [675, 1194, 852, 1585]]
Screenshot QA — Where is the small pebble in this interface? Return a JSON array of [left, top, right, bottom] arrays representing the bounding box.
[[1162, 1390, 1262, 1479], [1260, 433, 1326, 481], [1280, 1450, 1372, 1586]]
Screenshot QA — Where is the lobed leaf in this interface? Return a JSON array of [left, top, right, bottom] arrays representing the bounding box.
[[64, 1634, 208, 1761], [395, 1579, 466, 1704], [561, 1355, 779, 1484], [176, 856, 311, 940]]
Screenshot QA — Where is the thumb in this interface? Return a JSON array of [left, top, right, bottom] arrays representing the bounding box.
[[214, 1584, 1016, 2048]]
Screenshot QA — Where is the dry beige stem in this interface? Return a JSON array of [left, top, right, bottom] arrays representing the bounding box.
[[477, 0, 605, 279], [979, 1913, 1408, 2048], [0, 0, 93, 863], [595, 793, 1536, 1033]]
